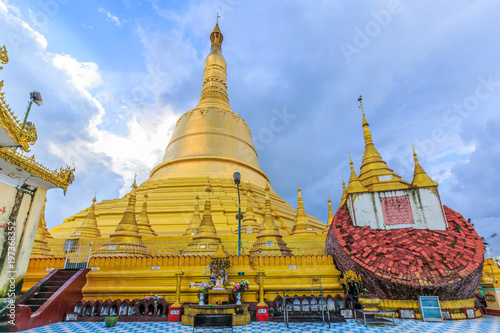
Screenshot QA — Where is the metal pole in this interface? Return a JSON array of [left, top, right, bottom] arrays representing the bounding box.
[[237, 183, 242, 256], [21, 100, 33, 129]]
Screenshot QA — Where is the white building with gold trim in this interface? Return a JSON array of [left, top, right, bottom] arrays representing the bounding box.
[[0, 45, 74, 299]]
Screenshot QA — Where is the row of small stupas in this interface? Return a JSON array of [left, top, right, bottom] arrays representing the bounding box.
[[326, 97, 484, 310]]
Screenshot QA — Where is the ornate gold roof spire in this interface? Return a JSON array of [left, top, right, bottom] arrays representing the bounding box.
[[31, 216, 53, 258], [239, 183, 261, 234], [346, 153, 368, 194], [196, 19, 229, 109], [322, 196, 334, 234], [339, 176, 348, 207], [250, 183, 291, 255], [357, 95, 410, 191], [39, 198, 53, 239], [95, 179, 148, 256], [71, 195, 101, 238], [185, 185, 221, 254], [137, 192, 157, 237], [184, 192, 201, 236], [411, 145, 438, 187], [291, 184, 316, 235]]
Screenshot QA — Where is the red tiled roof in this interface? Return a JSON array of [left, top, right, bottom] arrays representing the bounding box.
[[326, 205, 484, 300]]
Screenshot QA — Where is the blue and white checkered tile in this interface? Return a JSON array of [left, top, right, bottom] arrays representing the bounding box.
[[22, 316, 500, 333]]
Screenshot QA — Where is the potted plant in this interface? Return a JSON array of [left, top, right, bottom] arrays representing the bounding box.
[[104, 315, 119, 327], [231, 279, 250, 305]]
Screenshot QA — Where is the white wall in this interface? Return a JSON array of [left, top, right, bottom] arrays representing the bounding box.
[[347, 188, 447, 231]]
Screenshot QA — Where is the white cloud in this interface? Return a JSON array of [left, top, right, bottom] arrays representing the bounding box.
[[98, 7, 123, 27], [52, 54, 103, 91], [0, 1, 7, 13]]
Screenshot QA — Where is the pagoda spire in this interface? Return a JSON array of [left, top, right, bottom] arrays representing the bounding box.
[[196, 20, 230, 109], [239, 183, 261, 234], [31, 217, 53, 258], [184, 193, 201, 236], [137, 192, 157, 237], [39, 199, 53, 239], [346, 154, 368, 194], [71, 195, 101, 238], [291, 184, 317, 235], [339, 176, 348, 207], [322, 196, 335, 234], [357, 95, 410, 191], [96, 178, 148, 256], [185, 185, 221, 254], [250, 184, 290, 255], [411, 145, 438, 187]]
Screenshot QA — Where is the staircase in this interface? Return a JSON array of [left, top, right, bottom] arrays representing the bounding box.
[[1, 269, 88, 331], [23, 270, 78, 314]]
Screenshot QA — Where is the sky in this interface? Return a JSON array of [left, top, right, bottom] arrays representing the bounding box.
[[1, 0, 499, 256]]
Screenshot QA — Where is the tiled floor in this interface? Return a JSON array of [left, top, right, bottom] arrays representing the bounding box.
[[22, 316, 500, 333]]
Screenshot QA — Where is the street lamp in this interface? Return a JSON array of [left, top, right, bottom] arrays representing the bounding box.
[[484, 233, 498, 259], [233, 172, 243, 256], [22, 91, 43, 129]]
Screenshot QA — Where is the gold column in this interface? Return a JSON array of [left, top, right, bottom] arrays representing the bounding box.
[[257, 270, 266, 307], [172, 250, 184, 307]]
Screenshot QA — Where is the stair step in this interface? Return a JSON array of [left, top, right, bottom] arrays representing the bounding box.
[[33, 291, 54, 298], [28, 305, 42, 313], [26, 299, 48, 305], [46, 281, 66, 287], [40, 285, 60, 292]]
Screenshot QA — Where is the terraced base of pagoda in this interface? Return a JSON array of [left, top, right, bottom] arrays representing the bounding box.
[[51, 177, 325, 238], [181, 304, 250, 326]]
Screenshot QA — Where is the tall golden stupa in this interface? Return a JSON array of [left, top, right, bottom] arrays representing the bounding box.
[[49, 21, 326, 244]]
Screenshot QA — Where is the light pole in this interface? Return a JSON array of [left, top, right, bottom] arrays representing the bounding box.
[[484, 233, 498, 259], [233, 172, 242, 256], [22, 91, 43, 129]]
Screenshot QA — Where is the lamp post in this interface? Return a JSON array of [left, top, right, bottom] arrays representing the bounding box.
[[484, 233, 498, 259], [22, 91, 43, 129], [233, 172, 242, 256]]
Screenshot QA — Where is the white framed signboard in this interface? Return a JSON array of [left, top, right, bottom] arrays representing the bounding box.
[[418, 296, 443, 322]]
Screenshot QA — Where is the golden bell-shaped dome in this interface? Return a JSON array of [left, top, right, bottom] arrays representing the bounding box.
[[149, 21, 269, 188]]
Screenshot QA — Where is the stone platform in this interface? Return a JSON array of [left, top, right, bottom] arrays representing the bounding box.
[[181, 304, 250, 326]]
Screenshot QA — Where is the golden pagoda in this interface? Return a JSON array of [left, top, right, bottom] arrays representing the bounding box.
[[411, 145, 439, 187], [50, 21, 325, 239], [238, 184, 261, 235], [95, 179, 148, 256], [136, 193, 158, 237], [39, 199, 53, 239], [346, 154, 368, 194], [322, 196, 334, 234], [184, 193, 201, 236], [357, 96, 410, 192], [339, 176, 347, 207], [30, 218, 53, 258], [250, 184, 291, 255], [184, 184, 221, 255], [71, 196, 101, 238], [291, 185, 317, 235]]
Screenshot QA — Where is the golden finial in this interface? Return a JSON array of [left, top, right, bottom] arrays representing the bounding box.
[[346, 153, 368, 194], [210, 17, 223, 52], [216, 12, 220, 24], [132, 174, 137, 188], [411, 144, 438, 187], [92, 195, 96, 205], [358, 95, 364, 114]]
